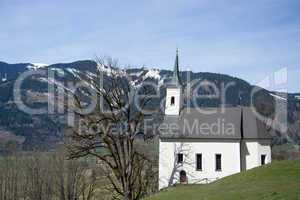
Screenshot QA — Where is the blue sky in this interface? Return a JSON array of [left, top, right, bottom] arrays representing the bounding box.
[[0, 0, 300, 92]]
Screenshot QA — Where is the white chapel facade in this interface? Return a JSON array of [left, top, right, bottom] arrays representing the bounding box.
[[158, 50, 272, 190]]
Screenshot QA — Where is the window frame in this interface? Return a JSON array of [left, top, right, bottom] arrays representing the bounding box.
[[170, 96, 175, 106], [196, 153, 203, 171], [215, 154, 222, 172], [177, 153, 183, 164]]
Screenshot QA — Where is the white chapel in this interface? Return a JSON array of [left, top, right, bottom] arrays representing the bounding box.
[[158, 50, 272, 190]]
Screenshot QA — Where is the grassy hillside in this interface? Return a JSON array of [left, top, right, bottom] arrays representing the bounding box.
[[146, 159, 300, 200]]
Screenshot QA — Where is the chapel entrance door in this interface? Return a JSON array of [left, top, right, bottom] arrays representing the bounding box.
[[179, 170, 187, 183]]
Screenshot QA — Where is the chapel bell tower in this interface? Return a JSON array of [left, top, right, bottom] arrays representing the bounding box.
[[165, 49, 182, 116]]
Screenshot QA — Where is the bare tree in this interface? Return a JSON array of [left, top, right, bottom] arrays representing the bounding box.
[[51, 148, 97, 200], [66, 57, 161, 200], [22, 152, 54, 200], [0, 155, 22, 200], [0, 150, 99, 200]]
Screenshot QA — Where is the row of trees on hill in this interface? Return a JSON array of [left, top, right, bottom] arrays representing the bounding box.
[[0, 150, 100, 200]]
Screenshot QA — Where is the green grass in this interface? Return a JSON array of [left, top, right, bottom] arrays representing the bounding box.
[[146, 159, 300, 200]]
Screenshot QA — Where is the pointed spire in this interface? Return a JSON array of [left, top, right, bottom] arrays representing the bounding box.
[[171, 48, 181, 86]]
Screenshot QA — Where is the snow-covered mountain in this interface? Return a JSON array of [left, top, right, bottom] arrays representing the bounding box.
[[0, 60, 299, 150]]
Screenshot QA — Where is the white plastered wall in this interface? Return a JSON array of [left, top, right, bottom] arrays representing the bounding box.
[[242, 140, 271, 170], [165, 88, 182, 115], [159, 139, 241, 190], [258, 140, 272, 165]]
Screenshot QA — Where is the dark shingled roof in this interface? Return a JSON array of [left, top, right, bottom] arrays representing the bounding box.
[[171, 48, 182, 86], [159, 107, 273, 140]]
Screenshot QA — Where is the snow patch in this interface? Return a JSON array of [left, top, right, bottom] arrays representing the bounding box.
[[97, 64, 126, 77], [130, 71, 144, 77], [66, 68, 81, 78], [270, 93, 287, 101], [31, 63, 48, 68], [85, 71, 97, 80], [26, 63, 48, 70], [1, 73, 7, 82], [97, 64, 113, 75], [130, 79, 142, 88], [158, 78, 164, 87], [144, 69, 160, 80], [50, 68, 64, 75], [39, 77, 72, 92]]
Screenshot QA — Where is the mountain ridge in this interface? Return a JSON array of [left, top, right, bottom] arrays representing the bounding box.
[[0, 60, 299, 150]]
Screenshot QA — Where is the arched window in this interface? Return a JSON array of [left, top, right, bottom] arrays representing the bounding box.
[[171, 96, 175, 105]]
